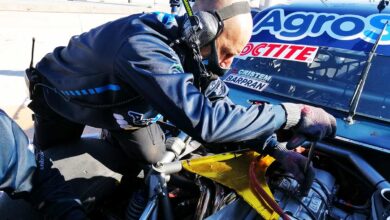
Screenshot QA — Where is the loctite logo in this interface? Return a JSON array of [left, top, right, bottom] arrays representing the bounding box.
[[239, 42, 318, 63]]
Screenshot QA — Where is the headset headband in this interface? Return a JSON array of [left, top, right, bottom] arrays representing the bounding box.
[[215, 1, 251, 21], [181, 0, 250, 22], [179, 0, 251, 87]]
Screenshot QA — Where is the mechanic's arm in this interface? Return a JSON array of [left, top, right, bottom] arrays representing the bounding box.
[[115, 35, 336, 146], [114, 35, 285, 143]]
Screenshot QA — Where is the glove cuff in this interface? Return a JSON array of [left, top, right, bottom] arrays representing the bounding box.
[[275, 142, 289, 152], [281, 103, 302, 130]]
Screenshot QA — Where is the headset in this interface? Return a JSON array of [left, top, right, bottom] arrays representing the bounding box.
[[182, 1, 250, 47], [180, 0, 250, 87]]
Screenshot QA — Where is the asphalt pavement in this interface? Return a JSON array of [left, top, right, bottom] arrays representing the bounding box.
[[0, 0, 170, 138]]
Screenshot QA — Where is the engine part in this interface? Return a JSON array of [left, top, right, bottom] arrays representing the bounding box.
[[371, 188, 390, 220], [165, 137, 186, 157], [205, 198, 262, 220], [153, 161, 183, 175], [269, 168, 335, 220], [194, 178, 212, 220], [329, 206, 367, 220], [315, 142, 390, 191], [304, 142, 317, 174], [382, 188, 390, 203]]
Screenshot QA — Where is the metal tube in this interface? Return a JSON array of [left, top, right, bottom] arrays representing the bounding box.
[[153, 161, 183, 174], [159, 175, 174, 220], [316, 142, 390, 191], [347, 21, 389, 122], [140, 196, 158, 220], [159, 151, 176, 164], [194, 183, 211, 220], [304, 142, 316, 174]]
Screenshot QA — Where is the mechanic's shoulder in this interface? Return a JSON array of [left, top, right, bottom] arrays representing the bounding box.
[[113, 12, 181, 62], [118, 19, 175, 54], [126, 12, 181, 42], [0, 109, 12, 122]]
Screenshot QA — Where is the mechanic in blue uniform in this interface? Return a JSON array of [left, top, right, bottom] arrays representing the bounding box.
[[0, 109, 87, 219], [25, 0, 336, 216]]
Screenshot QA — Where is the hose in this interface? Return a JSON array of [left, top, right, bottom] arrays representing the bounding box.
[[249, 156, 291, 220]]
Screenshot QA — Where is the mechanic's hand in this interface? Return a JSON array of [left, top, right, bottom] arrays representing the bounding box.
[[281, 103, 337, 149], [271, 149, 315, 196]]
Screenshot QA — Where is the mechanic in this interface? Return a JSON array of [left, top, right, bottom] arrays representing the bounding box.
[[26, 0, 336, 200], [0, 109, 87, 219]]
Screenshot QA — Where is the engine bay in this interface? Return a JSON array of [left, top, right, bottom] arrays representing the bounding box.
[[205, 140, 390, 220]]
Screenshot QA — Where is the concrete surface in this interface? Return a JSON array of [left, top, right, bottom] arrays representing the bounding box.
[[0, 0, 169, 138], [0, 0, 170, 13]]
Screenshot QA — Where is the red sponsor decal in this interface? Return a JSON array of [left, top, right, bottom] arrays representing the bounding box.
[[239, 42, 318, 63]]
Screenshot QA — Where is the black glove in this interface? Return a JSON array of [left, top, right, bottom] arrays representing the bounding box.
[[281, 103, 337, 149], [270, 148, 315, 196]]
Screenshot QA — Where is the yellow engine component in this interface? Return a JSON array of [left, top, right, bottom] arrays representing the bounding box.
[[181, 150, 279, 220]]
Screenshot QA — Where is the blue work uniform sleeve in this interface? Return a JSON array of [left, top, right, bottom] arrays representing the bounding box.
[[0, 110, 36, 194], [114, 34, 286, 144]]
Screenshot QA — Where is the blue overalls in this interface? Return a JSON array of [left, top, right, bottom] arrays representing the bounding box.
[[28, 12, 286, 165]]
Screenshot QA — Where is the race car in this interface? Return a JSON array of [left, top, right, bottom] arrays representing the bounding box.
[[225, 1, 390, 148], [217, 1, 390, 219], [1, 1, 389, 220]]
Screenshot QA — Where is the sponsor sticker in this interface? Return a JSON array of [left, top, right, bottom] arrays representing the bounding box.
[[169, 63, 184, 73], [253, 9, 390, 45], [224, 68, 272, 92], [239, 42, 318, 63]]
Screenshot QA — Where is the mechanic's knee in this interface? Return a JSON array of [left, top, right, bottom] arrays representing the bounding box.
[[139, 124, 166, 164], [112, 123, 166, 164]]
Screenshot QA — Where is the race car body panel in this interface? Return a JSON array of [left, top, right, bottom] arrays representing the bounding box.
[[225, 2, 390, 150]]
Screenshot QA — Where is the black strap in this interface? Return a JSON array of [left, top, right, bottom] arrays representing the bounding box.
[[216, 1, 250, 21]]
